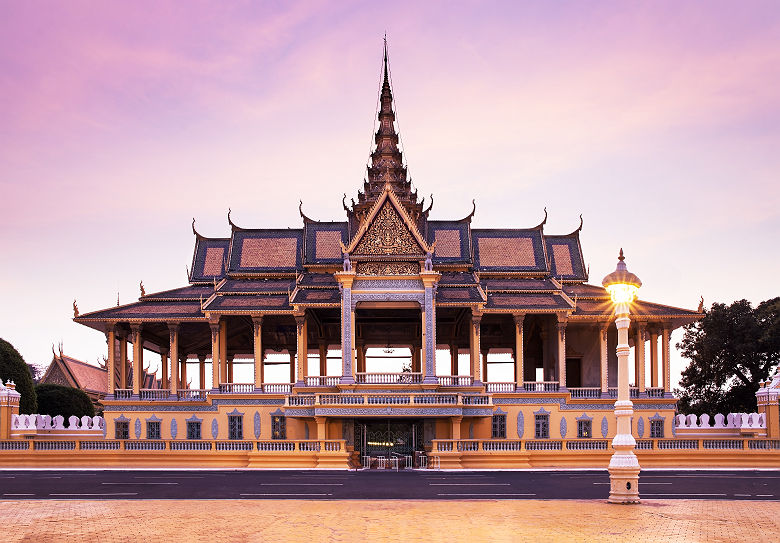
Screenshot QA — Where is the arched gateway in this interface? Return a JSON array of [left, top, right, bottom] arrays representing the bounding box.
[[73, 43, 700, 469]]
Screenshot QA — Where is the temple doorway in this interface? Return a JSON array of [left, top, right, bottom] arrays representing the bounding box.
[[355, 419, 423, 459]]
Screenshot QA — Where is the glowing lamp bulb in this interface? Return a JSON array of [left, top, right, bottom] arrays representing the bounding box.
[[605, 283, 639, 305]]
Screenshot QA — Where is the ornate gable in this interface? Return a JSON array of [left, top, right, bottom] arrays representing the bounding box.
[[345, 185, 431, 258], [353, 200, 424, 256]]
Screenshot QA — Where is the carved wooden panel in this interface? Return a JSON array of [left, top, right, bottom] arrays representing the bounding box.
[[355, 262, 420, 276], [353, 201, 424, 256]]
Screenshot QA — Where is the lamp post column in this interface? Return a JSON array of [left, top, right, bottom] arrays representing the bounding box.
[[608, 304, 640, 502]]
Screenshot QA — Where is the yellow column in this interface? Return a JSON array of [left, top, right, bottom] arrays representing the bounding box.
[[219, 320, 228, 384], [289, 352, 295, 383], [198, 355, 206, 390], [227, 355, 233, 383], [160, 350, 168, 390], [482, 348, 489, 383], [350, 306, 356, 381], [106, 325, 116, 395], [451, 416, 462, 440], [650, 329, 659, 388], [180, 355, 188, 389], [319, 343, 327, 376], [557, 316, 567, 388], [168, 324, 179, 395], [635, 324, 646, 394], [514, 314, 524, 390], [119, 334, 128, 389], [450, 343, 458, 376], [600, 323, 609, 395], [130, 324, 143, 395], [253, 316, 264, 390], [295, 313, 308, 385], [210, 321, 220, 390], [470, 311, 482, 383], [662, 326, 671, 393], [315, 416, 327, 441]]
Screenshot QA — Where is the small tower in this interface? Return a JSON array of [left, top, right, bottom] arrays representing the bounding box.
[[0, 381, 21, 440]]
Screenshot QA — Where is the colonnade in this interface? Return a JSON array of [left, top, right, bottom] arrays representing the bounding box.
[[104, 309, 674, 396]]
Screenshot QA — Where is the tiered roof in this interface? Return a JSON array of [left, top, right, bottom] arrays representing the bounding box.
[[74, 42, 700, 329]]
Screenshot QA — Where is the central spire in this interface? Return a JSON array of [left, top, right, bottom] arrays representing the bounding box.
[[347, 39, 428, 236]]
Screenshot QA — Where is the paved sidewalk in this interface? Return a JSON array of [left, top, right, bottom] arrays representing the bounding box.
[[1, 499, 776, 542]]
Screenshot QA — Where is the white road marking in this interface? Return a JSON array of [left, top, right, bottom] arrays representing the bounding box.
[[642, 493, 727, 496], [757, 494, 775, 497], [50, 493, 138, 496], [437, 493, 536, 497], [3, 493, 34, 496], [132, 476, 204, 479], [101, 482, 179, 485], [260, 483, 343, 486], [734, 494, 752, 497], [429, 483, 511, 486], [240, 493, 333, 496], [592, 482, 672, 485]]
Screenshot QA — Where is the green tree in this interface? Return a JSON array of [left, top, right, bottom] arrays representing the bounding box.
[[676, 297, 780, 415], [0, 338, 37, 413], [35, 384, 95, 420]]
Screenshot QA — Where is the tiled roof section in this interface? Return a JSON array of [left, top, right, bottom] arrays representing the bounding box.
[[439, 272, 479, 286], [572, 299, 701, 318], [436, 286, 485, 305], [228, 230, 303, 273], [427, 221, 471, 262], [481, 278, 559, 291], [297, 273, 339, 288], [60, 356, 108, 395], [291, 288, 341, 305], [472, 230, 547, 272], [143, 285, 214, 301], [305, 222, 348, 263], [218, 278, 295, 294], [486, 292, 573, 311], [563, 283, 609, 299], [203, 294, 292, 312], [190, 238, 229, 283], [76, 300, 204, 321], [545, 235, 587, 281]]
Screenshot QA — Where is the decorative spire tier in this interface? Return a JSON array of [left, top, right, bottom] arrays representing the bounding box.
[[347, 40, 428, 236]]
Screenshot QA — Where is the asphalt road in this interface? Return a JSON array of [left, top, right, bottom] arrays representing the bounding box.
[[0, 469, 778, 500]]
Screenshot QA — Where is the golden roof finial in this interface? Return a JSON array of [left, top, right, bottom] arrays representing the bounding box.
[[73, 300, 79, 318], [140, 281, 145, 297]]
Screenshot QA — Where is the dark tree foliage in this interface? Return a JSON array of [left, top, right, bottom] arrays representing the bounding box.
[[0, 338, 37, 414], [35, 384, 95, 420], [676, 298, 780, 415]]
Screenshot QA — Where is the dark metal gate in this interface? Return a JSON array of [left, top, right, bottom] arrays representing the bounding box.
[[354, 420, 423, 459]]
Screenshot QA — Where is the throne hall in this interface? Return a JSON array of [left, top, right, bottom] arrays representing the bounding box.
[[72, 45, 700, 467]]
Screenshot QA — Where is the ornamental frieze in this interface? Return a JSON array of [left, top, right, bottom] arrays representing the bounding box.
[[353, 201, 424, 256], [356, 261, 420, 276]]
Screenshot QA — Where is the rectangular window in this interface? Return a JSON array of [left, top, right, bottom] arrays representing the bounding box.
[[272, 415, 286, 440], [115, 421, 129, 440], [146, 421, 161, 440], [650, 419, 664, 438], [228, 415, 243, 440], [491, 414, 506, 439], [186, 421, 202, 440], [535, 414, 549, 439], [577, 420, 592, 439]]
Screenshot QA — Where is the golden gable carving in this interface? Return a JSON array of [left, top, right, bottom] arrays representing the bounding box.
[[353, 201, 424, 256], [356, 262, 420, 275]]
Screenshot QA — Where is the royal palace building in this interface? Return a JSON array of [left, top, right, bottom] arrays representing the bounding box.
[[66, 47, 705, 469]]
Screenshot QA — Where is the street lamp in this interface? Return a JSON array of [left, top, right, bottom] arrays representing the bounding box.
[[602, 248, 642, 504]]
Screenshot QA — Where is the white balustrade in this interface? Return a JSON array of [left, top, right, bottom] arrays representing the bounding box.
[[523, 381, 560, 392], [438, 376, 474, 386], [139, 389, 169, 400], [218, 383, 255, 394], [177, 389, 208, 401], [262, 384, 292, 394], [356, 372, 422, 384], [305, 376, 340, 387], [485, 382, 515, 393], [170, 441, 212, 451], [569, 388, 601, 398]]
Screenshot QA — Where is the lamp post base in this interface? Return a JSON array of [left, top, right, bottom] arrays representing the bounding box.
[[608, 452, 640, 504]]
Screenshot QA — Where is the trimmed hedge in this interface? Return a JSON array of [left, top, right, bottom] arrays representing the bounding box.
[[0, 338, 37, 413], [35, 383, 95, 419]]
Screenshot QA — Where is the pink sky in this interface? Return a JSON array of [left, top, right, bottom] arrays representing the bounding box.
[[1, 1, 778, 386]]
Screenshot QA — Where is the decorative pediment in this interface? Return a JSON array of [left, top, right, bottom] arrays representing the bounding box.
[[346, 185, 431, 257]]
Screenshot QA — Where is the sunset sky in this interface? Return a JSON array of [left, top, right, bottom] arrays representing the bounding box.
[[1, 1, 778, 386]]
